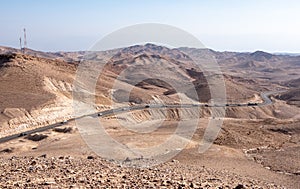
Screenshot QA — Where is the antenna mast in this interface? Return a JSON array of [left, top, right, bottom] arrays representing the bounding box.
[[23, 28, 27, 53], [19, 37, 22, 51]]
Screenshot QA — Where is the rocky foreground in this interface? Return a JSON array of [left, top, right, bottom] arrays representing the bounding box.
[[0, 155, 282, 188]]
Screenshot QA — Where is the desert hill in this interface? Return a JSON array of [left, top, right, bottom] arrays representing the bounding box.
[[276, 88, 300, 107], [1, 44, 299, 137], [274, 77, 300, 106], [0, 53, 76, 136], [285, 77, 300, 88]]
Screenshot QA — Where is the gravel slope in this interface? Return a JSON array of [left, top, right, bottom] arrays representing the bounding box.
[[0, 156, 283, 188]]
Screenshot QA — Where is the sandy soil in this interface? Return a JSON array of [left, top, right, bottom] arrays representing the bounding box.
[[0, 116, 299, 188]]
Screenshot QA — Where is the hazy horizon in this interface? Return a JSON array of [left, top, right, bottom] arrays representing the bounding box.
[[2, 43, 300, 55], [1, 0, 300, 53]]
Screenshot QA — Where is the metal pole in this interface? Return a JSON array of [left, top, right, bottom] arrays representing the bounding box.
[[23, 28, 27, 53], [19, 37, 22, 52]]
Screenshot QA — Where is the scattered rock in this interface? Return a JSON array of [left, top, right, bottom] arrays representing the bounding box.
[[25, 134, 48, 141], [294, 171, 300, 175], [0, 156, 286, 188], [39, 154, 47, 158], [43, 178, 56, 185], [87, 156, 95, 160], [234, 184, 245, 189], [124, 157, 130, 162], [53, 127, 72, 133], [0, 148, 14, 153]]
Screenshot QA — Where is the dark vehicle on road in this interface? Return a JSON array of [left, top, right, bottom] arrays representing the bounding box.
[[247, 102, 258, 106], [61, 120, 68, 124], [18, 132, 27, 137]]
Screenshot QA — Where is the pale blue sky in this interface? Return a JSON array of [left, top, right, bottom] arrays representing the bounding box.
[[1, 0, 300, 52]]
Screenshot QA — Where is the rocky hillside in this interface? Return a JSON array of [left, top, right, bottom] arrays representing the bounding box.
[[0, 53, 76, 136], [276, 88, 300, 107], [96, 44, 260, 104], [0, 44, 298, 137], [0, 156, 283, 188]]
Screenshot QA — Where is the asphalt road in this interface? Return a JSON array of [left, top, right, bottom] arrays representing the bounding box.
[[0, 91, 284, 144]]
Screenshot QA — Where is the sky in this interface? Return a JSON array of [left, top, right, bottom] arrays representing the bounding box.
[[1, 0, 300, 53]]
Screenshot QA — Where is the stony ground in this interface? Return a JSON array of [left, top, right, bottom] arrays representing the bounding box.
[[0, 155, 283, 188]]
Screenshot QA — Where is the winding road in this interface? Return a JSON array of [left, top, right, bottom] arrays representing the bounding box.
[[0, 91, 284, 144]]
